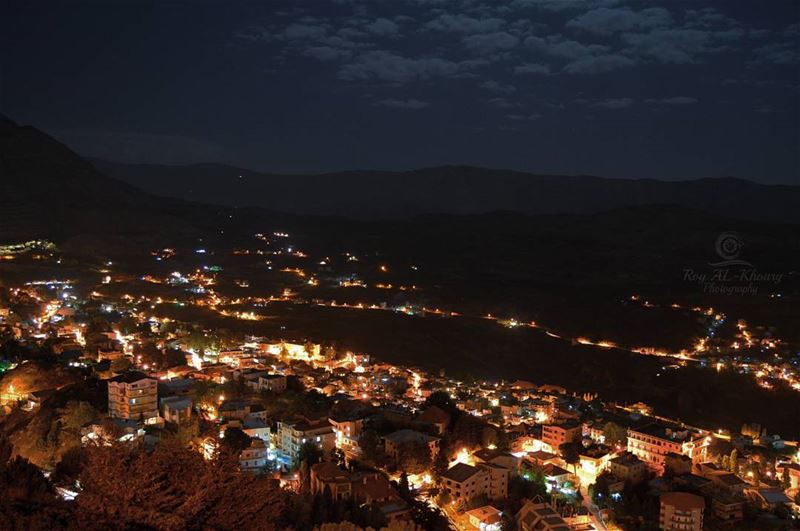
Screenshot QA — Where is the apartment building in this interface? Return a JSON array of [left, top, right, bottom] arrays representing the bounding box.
[[108, 372, 158, 421], [659, 492, 704, 531]]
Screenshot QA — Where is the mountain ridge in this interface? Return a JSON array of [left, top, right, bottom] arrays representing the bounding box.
[[91, 158, 800, 223]]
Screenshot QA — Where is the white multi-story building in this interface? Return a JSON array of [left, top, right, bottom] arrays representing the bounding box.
[[108, 372, 158, 421]]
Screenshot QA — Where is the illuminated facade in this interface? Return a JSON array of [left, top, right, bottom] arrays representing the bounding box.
[[108, 372, 158, 421], [627, 425, 710, 472]]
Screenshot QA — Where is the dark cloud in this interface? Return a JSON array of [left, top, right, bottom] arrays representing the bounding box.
[[424, 14, 506, 34], [514, 62, 551, 75], [589, 97, 634, 109], [647, 96, 698, 105], [463, 31, 519, 54], [567, 6, 672, 36], [338, 51, 464, 82], [365, 18, 399, 35], [563, 53, 635, 74], [506, 112, 541, 120], [7, 0, 797, 181], [374, 98, 430, 109], [480, 80, 516, 93]]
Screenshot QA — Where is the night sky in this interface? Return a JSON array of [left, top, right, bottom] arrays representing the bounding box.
[[4, 0, 799, 183]]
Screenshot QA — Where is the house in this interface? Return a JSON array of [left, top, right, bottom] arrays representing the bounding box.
[[474, 448, 520, 474], [744, 487, 791, 510], [311, 461, 354, 500], [711, 494, 744, 523], [542, 463, 577, 493], [241, 416, 270, 443], [440, 462, 509, 506], [352, 473, 412, 521], [277, 417, 335, 465], [608, 452, 647, 484], [239, 438, 269, 472], [465, 505, 502, 531], [659, 492, 704, 531], [218, 399, 251, 421], [384, 429, 440, 461], [417, 405, 451, 435], [243, 372, 287, 394], [310, 462, 411, 521], [107, 372, 158, 421], [541, 421, 581, 453], [578, 445, 613, 482], [524, 450, 560, 468], [516, 498, 570, 531], [160, 396, 192, 424], [329, 414, 365, 460], [695, 463, 748, 494]]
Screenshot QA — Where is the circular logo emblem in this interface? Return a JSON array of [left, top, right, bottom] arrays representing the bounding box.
[[715, 232, 743, 260]]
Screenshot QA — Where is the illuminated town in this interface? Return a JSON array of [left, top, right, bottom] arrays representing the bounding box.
[[3, 1, 800, 529], [1, 232, 798, 530]]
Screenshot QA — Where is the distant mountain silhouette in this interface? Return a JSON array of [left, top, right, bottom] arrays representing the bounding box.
[[0, 116, 201, 247], [91, 159, 800, 222]]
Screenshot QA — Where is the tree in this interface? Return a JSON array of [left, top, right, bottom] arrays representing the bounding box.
[[559, 442, 580, 472], [116, 316, 139, 336], [74, 439, 290, 529], [729, 449, 739, 474], [163, 348, 188, 368], [298, 442, 323, 469], [220, 427, 251, 455], [432, 445, 449, 481], [396, 440, 431, 474], [398, 472, 410, 498], [359, 429, 384, 465], [134, 341, 162, 369], [602, 422, 627, 446], [590, 472, 613, 506]]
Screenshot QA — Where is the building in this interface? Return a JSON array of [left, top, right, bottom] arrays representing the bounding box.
[[160, 396, 192, 423], [329, 414, 365, 461], [311, 461, 354, 500], [243, 372, 287, 394], [516, 498, 570, 531], [310, 462, 411, 521], [440, 462, 509, 506], [465, 505, 502, 531], [384, 429, 440, 462], [627, 424, 710, 472], [242, 417, 270, 441], [608, 452, 647, 484], [711, 495, 744, 523], [239, 438, 269, 472], [417, 405, 451, 435], [659, 492, 704, 531], [474, 448, 520, 474], [664, 453, 693, 476], [277, 417, 335, 465], [107, 372, 158, 421], [695, 463, 748, 494], [541, 421, 581, 453]]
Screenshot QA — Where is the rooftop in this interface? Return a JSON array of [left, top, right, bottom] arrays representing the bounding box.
[[661, 492, 705, 511], [442, 462, 482, 483]]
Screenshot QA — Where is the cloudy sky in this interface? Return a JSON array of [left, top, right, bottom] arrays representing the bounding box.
[[4, 0, 799, 182]]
